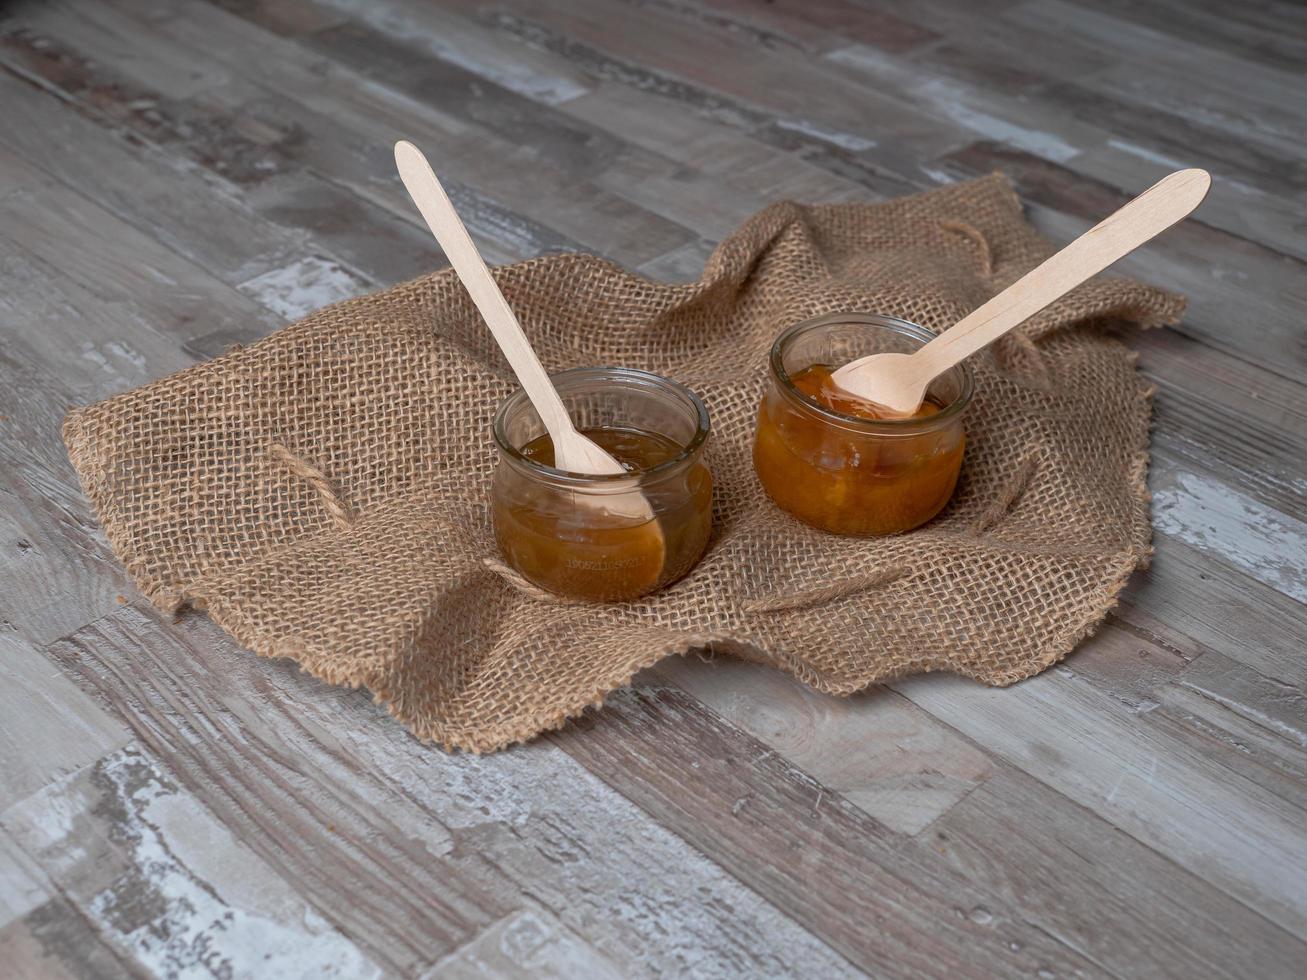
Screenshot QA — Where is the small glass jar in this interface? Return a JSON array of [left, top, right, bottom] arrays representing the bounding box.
[[492, 367, 712, 601], [753, 313, 972, 536]]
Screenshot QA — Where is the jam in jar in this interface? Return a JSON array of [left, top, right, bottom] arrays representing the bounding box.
[[492, 368, 712, 601], [753, 313, 972, 536]]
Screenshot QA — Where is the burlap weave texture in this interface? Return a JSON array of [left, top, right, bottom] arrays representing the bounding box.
[[64, 174, 1183, 752]]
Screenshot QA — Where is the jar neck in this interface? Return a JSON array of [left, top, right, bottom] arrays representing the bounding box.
[[770, 313, 972, 434], [494, 367, 710, 490]]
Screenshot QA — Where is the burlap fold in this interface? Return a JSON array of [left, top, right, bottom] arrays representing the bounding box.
[[64, 174, 1183, 752]]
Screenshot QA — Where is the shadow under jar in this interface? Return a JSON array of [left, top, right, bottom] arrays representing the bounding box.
[[754, 313, 973, 536], [492, 367, 713, 602]]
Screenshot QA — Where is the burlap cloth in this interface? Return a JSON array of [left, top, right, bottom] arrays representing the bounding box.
[[64, 174, 1183, 752]]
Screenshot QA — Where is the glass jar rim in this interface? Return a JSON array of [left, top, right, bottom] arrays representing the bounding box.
[[492, 366, 711, 487], [769, 312, 975, 432]]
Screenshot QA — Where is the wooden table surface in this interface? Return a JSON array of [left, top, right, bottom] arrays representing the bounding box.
[[2, 0, 1305, 976]]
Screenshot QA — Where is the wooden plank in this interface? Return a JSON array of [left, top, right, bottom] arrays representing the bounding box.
[[309, 0, 595, 105], [1, 745, 387, 977], [1138, 330, 1307, 524], [1071, 138, 1307, 263], [555, 684, 1101, 977], [74, 0, 695, 267], [1015, 1, 1307, 155], [1054, 617, 1192, 713], [559, 81, 882, 202], [824, 42, 1099, 164], [0, 5, 528, 268], [624, 0, 941, 56], [0, 315, 165, 645], [1059, 615, 1307, 815], [653, 656, 995, 835], [241, 170, 450, 284], [423, 906, 626, 980], [1147, 652, 1307, 815], [40, 605, 864, 978], [1150, 459, 1307, 604], [299, 16, 768, 241], [926, 765, 1307, 979], [467, 0, 967, 180], [0, 69, 304, 287], [930, 138, 1307, 382], [1061, 0, 1307, 74], [0, 635, 131, 811], [829, 34, 1307, 253], [2, 58, 436, 305], [1124, 532, 1307, 691], [0, 897, 142, 979], [208, 0, 350, 37], [0, 827, 51, 929], [634, 239, 716, 284], [892, 666, 1307, 935], [0, 148, 278, 367]]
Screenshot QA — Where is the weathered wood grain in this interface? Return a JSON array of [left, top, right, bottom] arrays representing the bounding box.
[[1016, 1, 1307, 157], [652, 656, 994, 835], [892, 666, 1307, 934], [85, 0, 697, 266], [2, 745, 386, 977], [926, 765, 1307, 979], [632, 0, 942, 57], [1156, 652, 1307, 813], [0, 635, 130, 811], [1067, 0, 1307, 73], [1072, 137, 1307, 263], [41, 606, 863, 978], [0, 827, 50, 929], [0, 895, 142, 979], [0, 70, 304, 286], [309, 0, 595, 106], [0, 310, 160, 646], [422, 907, 626, 980], [1125, 532, 1307, 691], [1150, 460, 1307, 604], [0, 148, 276, 371], [555, 682, 1100, 978], [3, 0, 1307, 974]]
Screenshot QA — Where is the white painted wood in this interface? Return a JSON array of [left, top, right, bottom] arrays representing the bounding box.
[[422, 906, 627, 980], [1, 746, 384, 978], [238, 254, 371, 320], [48, 606, 862, 979], [1151, 464, 1307, 604]]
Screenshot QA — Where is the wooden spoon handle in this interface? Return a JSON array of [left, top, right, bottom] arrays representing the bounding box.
[[912, 168, 1211, 381], [394, 140, 574, 439]]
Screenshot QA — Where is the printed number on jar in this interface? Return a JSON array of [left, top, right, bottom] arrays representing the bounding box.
[[492, 368, 713, 602], [753, 313, 972, 536]]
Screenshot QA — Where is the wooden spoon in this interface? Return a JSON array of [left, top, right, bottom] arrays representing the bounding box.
[[831, 168, 1212, 416], [394, 140, 658, 528]]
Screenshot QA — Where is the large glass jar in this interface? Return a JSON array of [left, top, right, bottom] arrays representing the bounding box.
[[753, 313, 972, 536], [492, 367, 712, 601]]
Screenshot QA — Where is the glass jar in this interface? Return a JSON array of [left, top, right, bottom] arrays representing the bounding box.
[[492, 367, 713, 601], [753, 313, 972, 536]]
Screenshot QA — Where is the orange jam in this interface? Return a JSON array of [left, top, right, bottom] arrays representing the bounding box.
[[492, 426, 713, 601], [753, 364, 965, 535]]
